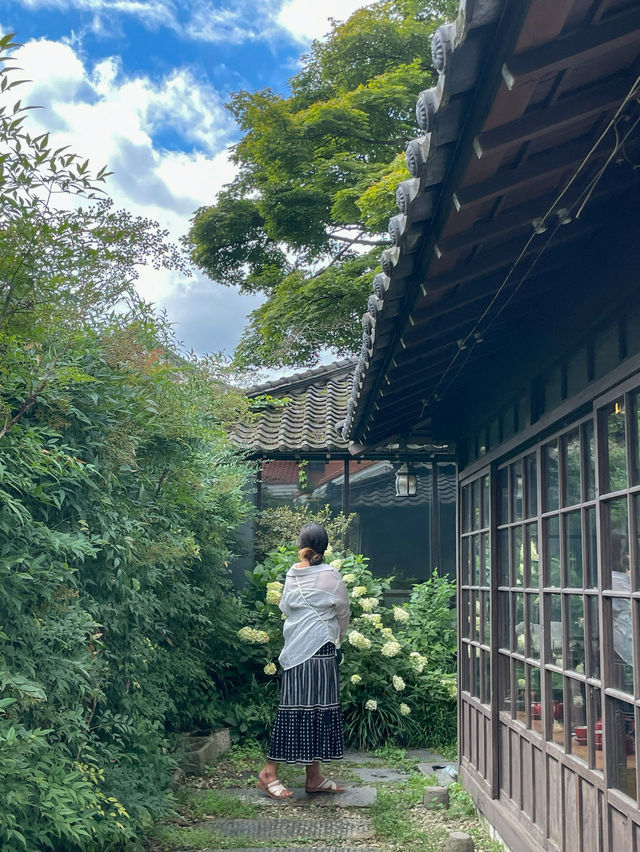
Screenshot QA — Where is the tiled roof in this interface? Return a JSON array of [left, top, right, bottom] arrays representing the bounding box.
[[343, 0, 640, 445], [233, 360, 355, 455]]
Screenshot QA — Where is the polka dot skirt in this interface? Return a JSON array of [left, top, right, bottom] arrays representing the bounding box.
[[267, 642, 344, 765]]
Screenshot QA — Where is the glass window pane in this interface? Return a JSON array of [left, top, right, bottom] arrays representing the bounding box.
[[550, 672, 565, 747], [545, 515, 561, 587], [564, 429, 582, 507], [528, 523, 540, 588], [585, 508, 598, 588], [634, 494, 640, 591], [589, 686, 603, 770], [481, 590, 490, 646], [462, 484, 471, 534], [471, 535, 480, 586], [568, 679, 587, 761], [544, 441, 559, 511], [565, 511, 583, 588], [474, 591, 481, 643], [549, 593, 563, 667], [611, 596, 634, 694], [499, 529, 509, 586], [516, 660, 525, 723], [461, 537, 470, 585], [481, 475, 490, 528], [567, 595, 585, 673], [607, 696, 636, 800], [513, 525, 524, 587], [499, 591, 510, 649], [603, 497, 629, 589], [584, 420, 596, 500], [525, 453, 538, 518], [587, 596, 601, 680], [461, 643, 470, 691], [603, 398, 628, 493], [511, 461, 523, 522], [514, 593, 524, 654], [498, 467, 508, 524], [462, 590, 471, 639], [482, 532, 490, 587], [633, 392, 640, 487], [499, 654, 511, 712], [529, 667, 542, 734], [472, 478, 481, 531], [527, 593, 541, 661]]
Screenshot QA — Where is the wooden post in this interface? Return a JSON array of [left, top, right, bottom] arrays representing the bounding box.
[[343, 458, 350, 551]]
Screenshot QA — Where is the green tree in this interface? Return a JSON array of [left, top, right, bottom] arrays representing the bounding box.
[[186, 0, 457, 368]]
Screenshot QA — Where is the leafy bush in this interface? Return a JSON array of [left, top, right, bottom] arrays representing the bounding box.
[[237, 544, 457, 752], [0, 35, 252, 850], [254, 503, 353, 561]]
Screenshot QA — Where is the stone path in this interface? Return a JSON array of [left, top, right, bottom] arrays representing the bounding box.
[[171, 748, 458, 852]]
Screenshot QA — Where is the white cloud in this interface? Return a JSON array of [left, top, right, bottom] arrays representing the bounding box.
[[8, 36, 258, 355], [277, 0, 369, 42]]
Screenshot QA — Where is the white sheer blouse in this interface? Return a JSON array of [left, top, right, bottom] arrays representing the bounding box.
[[278, 563, 351, 670]]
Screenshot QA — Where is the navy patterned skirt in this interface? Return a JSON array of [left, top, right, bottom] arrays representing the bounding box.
[[267, 642, 344, 764]]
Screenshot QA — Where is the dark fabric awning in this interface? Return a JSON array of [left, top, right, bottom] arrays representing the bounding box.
[[344, 0, 640, 446]]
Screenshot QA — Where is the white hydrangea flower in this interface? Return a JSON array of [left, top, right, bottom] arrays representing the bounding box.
[[392, 606, 409, 623], [325, 545, 334, 557], [359, 597, 378, 612], [350, 674, 362, 685], [351, 586, 367, 598], [238, 627, 271, 645], [342, 573, 356, 584], [330, 559, 344, 570], [399, 703, 411, 716], [409, 652, 427, 673], [347, 630, 372, 650], [365, 699, 378, 711], [266, 588, 282, 605], [392, 675, 406, 692], [381, 640, 402, 658], [381, 628, 396, 640], [263, 662, 277, 675], [361, 613, 381, 624]]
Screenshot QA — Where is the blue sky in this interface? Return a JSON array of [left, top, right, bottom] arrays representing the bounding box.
[[0, 0, 367, 366]]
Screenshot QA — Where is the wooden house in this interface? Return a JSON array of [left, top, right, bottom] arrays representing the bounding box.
[[341, 0, 640, 848]]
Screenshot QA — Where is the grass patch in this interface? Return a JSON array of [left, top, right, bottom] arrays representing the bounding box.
[[178, 789, 259, 819]]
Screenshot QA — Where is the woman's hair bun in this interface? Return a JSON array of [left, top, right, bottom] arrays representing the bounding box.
[[299, 546, 323, 565]]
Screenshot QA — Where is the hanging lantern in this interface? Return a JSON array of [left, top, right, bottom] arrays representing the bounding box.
[[395, 463, 417, 497]]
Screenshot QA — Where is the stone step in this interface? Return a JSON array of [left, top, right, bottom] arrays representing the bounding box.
[[196, 816, 375, 841], [222, 848, 381, 852], [417, 761, 458, 786], [225, 785, 376, 807], [352, 767, 408, 783]]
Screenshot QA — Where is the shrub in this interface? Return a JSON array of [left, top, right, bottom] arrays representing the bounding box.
[[237, 545, 457, 752]]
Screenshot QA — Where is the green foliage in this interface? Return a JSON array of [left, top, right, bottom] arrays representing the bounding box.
[[253, 503, 353, 562], [185, 0, 456, 368], [0, 36, 252, 851], [236, 544, 457, 752]]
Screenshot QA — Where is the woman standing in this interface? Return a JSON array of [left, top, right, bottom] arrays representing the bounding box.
[[257, 523, 350, 799]]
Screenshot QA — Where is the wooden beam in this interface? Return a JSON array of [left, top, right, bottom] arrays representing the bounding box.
[[502, 7, 640, 89], [453, 139, 602, 211], [474, 77, 629, 159]]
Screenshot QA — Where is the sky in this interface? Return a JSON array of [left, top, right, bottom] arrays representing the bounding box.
[[0, 0, 368, 362]]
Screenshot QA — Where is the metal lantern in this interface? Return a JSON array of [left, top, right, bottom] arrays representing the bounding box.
[[395, 463, 417, 497]]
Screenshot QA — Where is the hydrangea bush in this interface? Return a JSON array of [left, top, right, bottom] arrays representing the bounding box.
[[239, 545, 457, 751]]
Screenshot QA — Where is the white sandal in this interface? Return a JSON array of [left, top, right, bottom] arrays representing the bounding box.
[[256, 778, 293, 799], [305, 777, 344, 794]]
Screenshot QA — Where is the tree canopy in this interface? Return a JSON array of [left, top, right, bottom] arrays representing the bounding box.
[[186, 0, 457, 368]]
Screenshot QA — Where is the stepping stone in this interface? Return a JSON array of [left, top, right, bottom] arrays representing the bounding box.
[[223, 848, 381, 852], [198, 816, 375, 840], [226, 785, 377, 807], [353, 767, 408, 783], [342, 750, 380, 764], [417, 762, 459, 786], [405, 748, 450, 762]]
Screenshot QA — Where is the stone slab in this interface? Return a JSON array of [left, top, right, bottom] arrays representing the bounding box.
[[342, 750, 380, 764], [222, 848, 381, 852], [418, 761, 459, 786], [198, 816, 374, 840], [405, 748, 450, 762], [227, 785, 377, 807], [353, 767, 408, 783], [179, 728, 230, 776]]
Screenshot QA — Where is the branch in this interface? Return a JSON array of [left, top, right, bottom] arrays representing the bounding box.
[[330, 234, 387, 247], [307, 241, 354, 281]]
